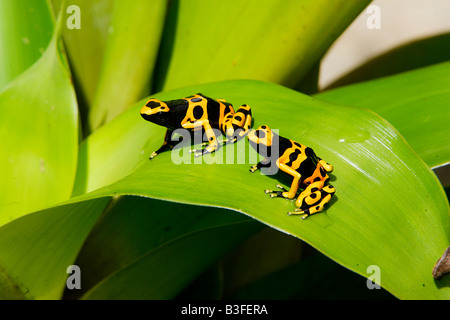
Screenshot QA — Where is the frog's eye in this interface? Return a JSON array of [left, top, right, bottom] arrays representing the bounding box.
[[141, 100, 170, 117], [146, 100, 162, 109]]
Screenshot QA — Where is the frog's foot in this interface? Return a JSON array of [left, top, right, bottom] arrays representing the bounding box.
[[189, 148, 206, 158], [188, 148, 199, 156], [189, 145, 217, 157], [287, 208, 310, 220], [222, 137, 238, 145], [149, 143, 174, 159], [289, 184, 336, 219], [264, 184, 291, 199], [149, 151, 158, 160], [288, 200, 328, 219]]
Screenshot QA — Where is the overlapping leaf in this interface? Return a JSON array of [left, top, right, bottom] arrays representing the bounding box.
[[0, 198, 109, 299], [154, 0, 371, 92], [88, 0, 168, 130], [1, 0, 449, 301], [0, 0, 53, 91], [0, 14, 78, 225], [72, 80, 450, 299], [316, 61, 450, 168]]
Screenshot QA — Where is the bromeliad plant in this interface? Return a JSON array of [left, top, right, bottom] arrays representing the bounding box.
[[0, 0, 449, 300]]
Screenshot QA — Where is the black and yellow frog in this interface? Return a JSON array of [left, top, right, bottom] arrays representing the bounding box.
[[248, 125, 335, 219], [140, 93, 252, 158]]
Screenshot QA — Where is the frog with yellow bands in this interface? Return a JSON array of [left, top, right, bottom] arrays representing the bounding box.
[[140, 94, 252, 158], [248, 125, 335, 219]]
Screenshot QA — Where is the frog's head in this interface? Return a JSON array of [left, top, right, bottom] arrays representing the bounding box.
[[247, 125, 274, 158], [141, 98, 188, 129], [141, 98, 169, 121]]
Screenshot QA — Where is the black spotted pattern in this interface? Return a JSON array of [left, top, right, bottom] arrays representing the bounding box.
[[286, 149, 302, 167], [193, 105, 204, 119]]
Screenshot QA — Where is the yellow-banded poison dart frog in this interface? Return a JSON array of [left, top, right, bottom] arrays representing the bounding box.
[[140, 93, 252, 159], [248, 125, 335, 219]]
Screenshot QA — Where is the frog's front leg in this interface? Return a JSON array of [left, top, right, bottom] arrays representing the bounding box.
[[183, 120, 219, 157], [288, 183, 335, 219], [265, 163, 301, 199], [150, 129, 175, 159]]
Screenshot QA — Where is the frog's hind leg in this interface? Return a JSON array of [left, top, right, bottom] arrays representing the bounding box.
[[223, 104, 252, 143], [233, 104, 252, 139], [266, 163, 302, 199], [289, 184, 335, 219]]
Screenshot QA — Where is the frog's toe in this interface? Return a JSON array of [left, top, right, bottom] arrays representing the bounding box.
[[189, 148, 204, 157], [264, 189, 288, 198], [288, 208, 310, 220], [149, 151, 158, 160], [275, 184, 288, 192], [189, 149, 203, 157]]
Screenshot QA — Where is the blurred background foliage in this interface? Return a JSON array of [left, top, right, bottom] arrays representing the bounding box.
[[0, 0, 449, 300]]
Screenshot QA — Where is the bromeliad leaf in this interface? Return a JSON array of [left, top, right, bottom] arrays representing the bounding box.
[[154, 0, 371, 92], [316, 61, 450, 169], [0, 0, 54, 91], [0, 198, 109, 299], [73, 79, 450, 299], [0, 13, 78, 225]]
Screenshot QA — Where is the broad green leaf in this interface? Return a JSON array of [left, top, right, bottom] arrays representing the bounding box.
[[88, 0, 168, 131], [73, 80, 450, 299], [220, 227, 303, 297], [155, 0, 371, 92], [68, 195, 261, 298], [325, 32, 450, 89], [230, 252, 394, 300], [0, 197, 109, 299], [0, 0, 53, 91], [51, 0, 114, 110], [316, 61, 450, 169], [82, 215, 261, 299], [0, 16, 78, 225]]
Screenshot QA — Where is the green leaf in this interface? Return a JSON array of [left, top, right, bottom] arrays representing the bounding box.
[[0, 197, 109, 299], [88, 0, 168, 131], [155, 0, 371, 91], [0, 0, 53, 91], [220, 227, 302, 297], [73, 80, 450, 299], [68, 195, 261, 298], [80, 202, 261, 300], [316, 61, 450, 168], [230, 252, 395, 299], [51, 0, 114, 109], [0, 14, 78, 225]]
